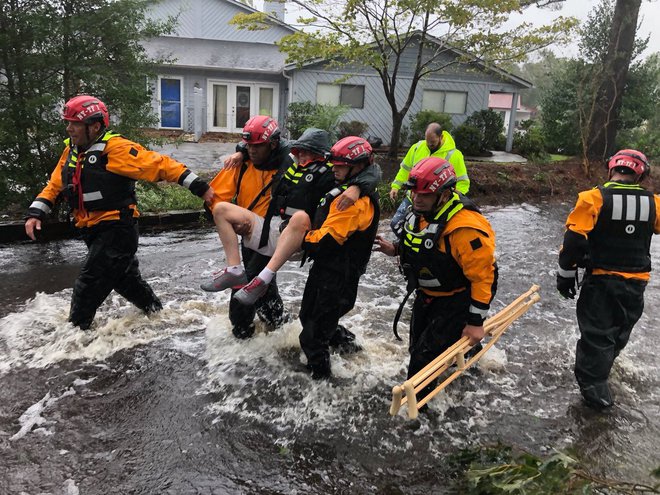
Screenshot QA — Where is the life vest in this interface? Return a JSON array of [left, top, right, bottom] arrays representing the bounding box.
[[399, 192, 480, 292], [271, 160, 333, 219], [589, 183, 656, 272], [311, 185, 380, 275], [61, 131, 136, 212]]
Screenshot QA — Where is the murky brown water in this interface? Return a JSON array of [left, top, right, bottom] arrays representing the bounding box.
[[1, 202, 658, 494]]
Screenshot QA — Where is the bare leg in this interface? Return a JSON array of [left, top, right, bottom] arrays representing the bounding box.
[[266, 211, 311, 273], [212, 202, 256, 266]]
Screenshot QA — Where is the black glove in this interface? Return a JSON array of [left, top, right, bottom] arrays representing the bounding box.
[[557, 273, 576, 299]]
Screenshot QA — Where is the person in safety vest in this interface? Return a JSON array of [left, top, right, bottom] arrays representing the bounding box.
[[237, 136, 380, 379], [375, 156, 497, 401], [203, 119, 379, 339], [24, 95, 214, 330], [557, 149, 660, 410], [389, 123, 469, 233]]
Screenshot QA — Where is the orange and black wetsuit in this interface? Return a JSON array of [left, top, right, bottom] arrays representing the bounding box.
[[297, 181, 380, 378], [206, 141, 292, 338], [25, 131, 211, 330], [558, 182, 660, 398], [398, 193, 497, 391]]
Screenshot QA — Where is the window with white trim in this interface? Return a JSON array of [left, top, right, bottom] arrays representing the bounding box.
[[317, 83, 365, 109], [421, 90, 467, 114]]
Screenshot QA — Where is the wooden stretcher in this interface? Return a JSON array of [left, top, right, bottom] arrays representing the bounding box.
[[389, 284, 541, 420]]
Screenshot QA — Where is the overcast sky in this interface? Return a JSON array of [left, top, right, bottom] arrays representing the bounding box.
[[274, 0, 659, 59], [507, 0, 660, 58]]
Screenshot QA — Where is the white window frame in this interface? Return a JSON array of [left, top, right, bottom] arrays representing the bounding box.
[[317, 83, 365, 109], [207, 80, 279, 133], [421, 89, 468, 115]]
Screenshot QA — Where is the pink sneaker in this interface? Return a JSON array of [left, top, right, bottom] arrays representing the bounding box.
[[200, 268, 247, 292], [233, 277, 269, 305]]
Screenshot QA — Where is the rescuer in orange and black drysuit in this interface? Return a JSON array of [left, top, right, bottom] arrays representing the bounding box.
[[24, 95, 213, 330], [557, 149, 660, 410], [205, 123, 380, 340], [296, 137, 380, 379], [205, 116, 290, 339], [375, 156, 497, 400]]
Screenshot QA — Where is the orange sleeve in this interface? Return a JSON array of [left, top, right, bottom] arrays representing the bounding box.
[[103, 137, 192, 183], [565, 189, 602, 237], [448, 224, 497, 305], [655, 195, 660, 234], [304, 196, 375, 245]]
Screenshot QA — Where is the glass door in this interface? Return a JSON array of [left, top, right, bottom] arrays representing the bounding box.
[[207, 81, 279, 133]]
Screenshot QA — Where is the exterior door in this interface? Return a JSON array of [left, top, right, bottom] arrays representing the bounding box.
[[208, 81, 278, 133], [159, 77, 182, 129]]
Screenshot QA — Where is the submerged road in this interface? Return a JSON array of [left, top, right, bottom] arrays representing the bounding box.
[[0, 203, 658, 493]]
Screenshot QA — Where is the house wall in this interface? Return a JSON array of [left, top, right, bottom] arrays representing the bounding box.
[[144, 0, 294, 134], [291, 41, 525, 144]]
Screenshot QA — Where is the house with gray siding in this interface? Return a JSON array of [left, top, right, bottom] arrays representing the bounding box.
[[142, 0, 293, 136], [288, 34, 532, 149], [144, 2, 531, 150]]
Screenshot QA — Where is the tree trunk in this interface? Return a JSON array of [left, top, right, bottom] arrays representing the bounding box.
[[585, 0, 641, 164], [388, 112, 405, 159]]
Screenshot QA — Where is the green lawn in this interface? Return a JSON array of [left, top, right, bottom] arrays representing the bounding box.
[[549, 154, 572, 162]]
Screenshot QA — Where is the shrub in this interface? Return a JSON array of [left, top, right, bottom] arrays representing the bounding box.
[[409, 110, 453, 139], [338, 120, 369, 139], [285, 101, 349, 141], [399, 125, 411, 148], [465, 109, 505, 151], [453, 124, 483, 156], [513, 124, 549, 162]]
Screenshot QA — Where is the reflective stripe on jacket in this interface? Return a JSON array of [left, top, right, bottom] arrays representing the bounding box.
[[399, 193, 497, 324], [391, 131, 469, 194], [560, 182, 660, 281], [28, 132, 209, 228]]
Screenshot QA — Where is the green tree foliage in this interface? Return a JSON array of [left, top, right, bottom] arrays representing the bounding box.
[[232, 0, 577, 158], [409, 110, 453, 140], [537, 0, 658, 165], [0, 0, 174, 210]]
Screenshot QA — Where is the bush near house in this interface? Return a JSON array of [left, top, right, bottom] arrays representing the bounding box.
[[338, 120, 369, 139], [453, 124, 483, 156], [285, 101, 349, 141], [409, 110, 453, 139], [513, 123, 549, 162], [465, 109, 505, 152]]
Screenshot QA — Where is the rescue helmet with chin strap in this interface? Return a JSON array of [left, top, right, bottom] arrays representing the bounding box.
[[241, 115, 280, 144], [62, 95, 110, 128], [404, 157, 457, 194], [607, 149, 650, 179], [328, 136, 374, 166]]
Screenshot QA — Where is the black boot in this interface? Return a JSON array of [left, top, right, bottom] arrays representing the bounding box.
[[232, 323, 256, 340], [580, 382, 613, 410]]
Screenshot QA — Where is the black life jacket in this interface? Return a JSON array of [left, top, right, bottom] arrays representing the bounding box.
[[270, 159, 333, 220], [399, 192, 481, 292], [589, 183, 656, 272], [61, 131, 136, 212], [311, 185, 380, 275]]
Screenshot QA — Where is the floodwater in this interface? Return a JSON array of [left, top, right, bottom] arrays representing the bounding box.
[[1, 203, 658, 494]]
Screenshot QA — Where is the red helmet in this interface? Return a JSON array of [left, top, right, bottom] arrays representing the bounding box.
[[241, 116, 280, 144], [329, 136, 373, 166], [406, 157, 457, 194], [62, 95, 109, 127], [607, 149, 650, 178]]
